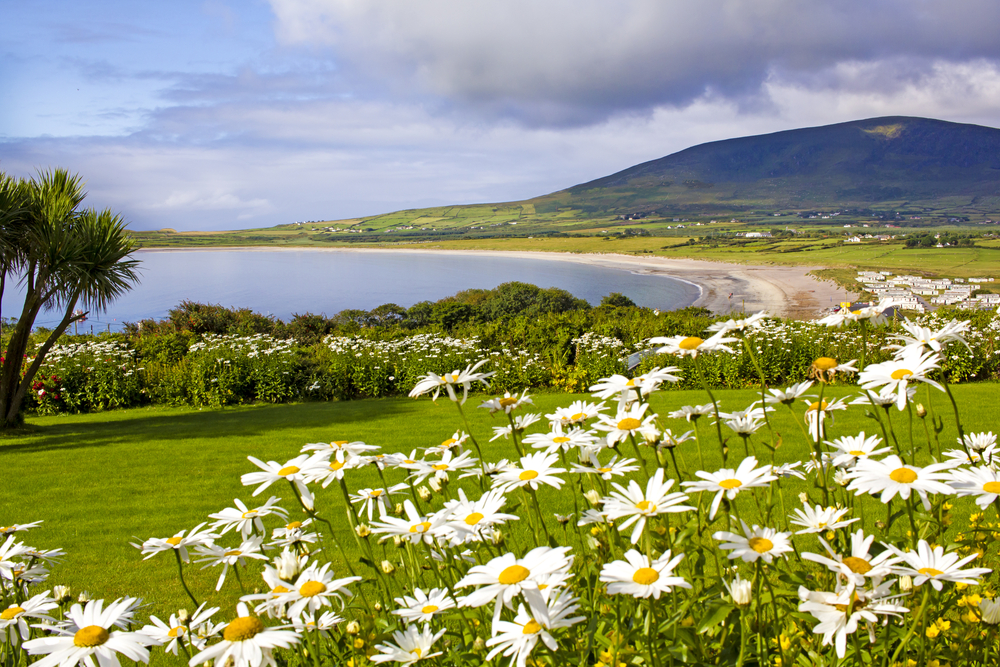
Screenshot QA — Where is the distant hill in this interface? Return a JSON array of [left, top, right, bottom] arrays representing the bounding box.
[[529, 116, 1000, 215]]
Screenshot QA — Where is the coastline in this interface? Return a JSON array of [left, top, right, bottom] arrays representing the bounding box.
[[136, 246, 854, 319]]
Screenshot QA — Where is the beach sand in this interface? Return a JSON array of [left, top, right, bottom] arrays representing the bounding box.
[[139, 246, 854, 319]]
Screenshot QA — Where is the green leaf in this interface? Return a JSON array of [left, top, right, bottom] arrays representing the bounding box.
[[697, 603, 735, 634]]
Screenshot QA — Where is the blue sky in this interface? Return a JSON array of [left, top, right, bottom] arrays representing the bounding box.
[[4, 1, 1000, 231]]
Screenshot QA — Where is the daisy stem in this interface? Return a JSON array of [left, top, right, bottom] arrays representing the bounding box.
[[890, 585, 930, 665], [691, 419, 706, 471], [942, 381, 972, 462], [628, 433, 651, 479], [741, 335, 775, 447], [309, 625, 323, 667], [905, 497, 919, 549], [505, 412, 525, 458], [173, 549, 200, 609], [527, 487, 552, 545], [519, 489, 541, 548], [455, 402, 489, 487], [923, 382, 943, 457], [666, 447, 684, 483], [906, 401, 916, 462], [696, 360, 726, 463]]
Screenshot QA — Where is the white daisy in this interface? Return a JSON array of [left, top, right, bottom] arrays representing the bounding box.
[[887, 540, 992, 591], [350, 485, 409, 521], [682, 456, 777, 519], [825, 432, 891, 469], [242, 455, 321, 509], [23, 597, 156, 667], [884, 319, 971, 354], [948, 466, 1000, 508], [275, 561, 361, 621], [492, 453, 566, 493], [490, 413, 543, 441], [650, 331, 737, 358], [441, 489, 519, 544], [300, 439, 378, 457], [392, 588, 456, 625], [188, 602, 300, 667], [523, 427, 599, 455], [456, 546, 572, 624], [409, 450, 479, 483], [706, 311, 769, 334], [959, 431, 998, 452], [845, 455, 955, 510], [713, 521, 793, 564], [485, 594, 584, 667], [570, 453, 639, 480], [801, 529, 899, 586], [667, 403, 716, 422], [0, 590, 58, 646], [764, 381, 814, 406], [132, 522, 219, 563], [602, 468, 694, 544], [371, 625, 446, 664], [599, 549, 691, 599], [479, 390, 533, 414], [370, 500, 447, 545], [858, 349, 944, 411], [546, 400, 607, 428], [593, 402, 659, 446], [141, 603, 221, 655], [789, 505, 859, 534], [799, 581, 908, 659], [195, 536, 269, 591], [408, 360, 494, 404], [210, 498, 288, 539]]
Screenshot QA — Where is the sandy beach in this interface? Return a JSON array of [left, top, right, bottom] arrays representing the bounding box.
[[139, 246, 854, 319]]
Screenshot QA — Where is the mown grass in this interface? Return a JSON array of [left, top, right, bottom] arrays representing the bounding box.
[[0, 383, 994, 623]]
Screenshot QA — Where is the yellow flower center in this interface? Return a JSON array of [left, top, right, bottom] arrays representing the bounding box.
[[748, 537, 773, 554], [522, 620, 542, 634], [444, 373, 457, 383], [919, 567, 944, 577], [598, 467, 613, 474], [224, 550, 243, 557], [167, 626, 186, 638], [465, 512, 485, 526], [286, 521, 303, 530], [889, 468, 918, 484], [421, 605, 439, 614], [807, 401, 829, 412], [370, 490, 383, 498], [679, 337, 703, 350], [166, 536, 183, 546], [890, 369, 913, 380], [983, 482, 1000, 494], [635, 500, 657, 512], [331, 441, 348, 447], [842, 556, 872, 574], [409, 522, 433, 533], [278, 466, 300, 476], [411, 648, 423, 658], [330, 461, 344, 471], [632, 567, 660, 585], [570, 412, 586, 421], [718, 478, 742, 490], [813, 357, 838, 371], [498, 565, 530, 585], [848, 450, 865, 456], [0, 607, 24, 620], [519, 470, 539, 481], [441, 438, 457, 447], [73, 626, 110, 648], [617, 418, 642, 430], [432, 464, 450, 471], [625, 379, 636, 386], [499, 397, 518, 407], [241, 511, 258, 519], [223, 616, 265, 642], [552, 437, 570, 444], [300, 581, 327, 597], [272, 585, 290, 594]]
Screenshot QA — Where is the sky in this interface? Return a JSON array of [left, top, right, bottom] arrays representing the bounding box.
[[4, 1, 1000, 231]]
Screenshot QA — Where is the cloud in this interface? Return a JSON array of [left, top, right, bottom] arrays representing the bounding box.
[[267, 0, 1000, 124]]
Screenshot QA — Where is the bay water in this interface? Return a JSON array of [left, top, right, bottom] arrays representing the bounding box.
[[2, 249, 700, 332]]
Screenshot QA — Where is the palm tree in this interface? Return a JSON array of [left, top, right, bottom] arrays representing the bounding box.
[[0, 169, 140, 428]]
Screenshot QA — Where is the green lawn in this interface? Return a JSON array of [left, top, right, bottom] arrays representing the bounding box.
[[0, 384, 993, 621]]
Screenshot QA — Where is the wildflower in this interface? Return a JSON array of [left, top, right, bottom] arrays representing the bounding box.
[[493, 453, 566, 493], [490, 413, 542, 441], [845, 455, 955, 510], [409, 450, 479, 484], [350, 485, 409, 521], [270, 520, 319, 550], [424, 431, 468, 455], [0, 521, 42, 536], [599, 549, 691, 599], [959, 431, 998, 452], [141, 603, 221, 655], [801, 529, 898, 585], [479, 390, 533, 414], [593, 402, 659, 446], [570, 453, 640, 480], [274, 562, 361, 621], [798, 581, 908, 658], [887, 540, 992, 591], [0, 591, 58, 646], [725, 575, 752, 606], [668, 402, 716, 422], [303, 450, 361, 488], [650, 331, 737, 358], [195, 536, 269, 591], [408, 360, 494, 404], [706, 311, 769, 334], [132, 522, 219, 563], [546, 400, 607, 428], [242, 455, 320, 509], [370, 500, 447, 545], [300, 439, 378, 457], [682, 456, 777, 519], [392, 588, 456, 625], [210, 498, 289, 539], [713, 521, 793, 563], [486, 594, 583, 667], [602, 468, 694, 544], [858, 349, 944, 410], [23, 598, 156, 667], [826, 432, 891, 469], [789, 505, 858, 535], [884, 319, 971, 354], [764, 381, 814, 405], [808, 357, 857, 383], [980, 599, 1000, 624], [948, 466, 1000, 508], [523, 427, 599, 455], [456, 546, 573, 624], [188, 602, 300, 667]]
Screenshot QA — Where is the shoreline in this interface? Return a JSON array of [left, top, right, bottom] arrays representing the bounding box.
[[136, 246, 854, 319]]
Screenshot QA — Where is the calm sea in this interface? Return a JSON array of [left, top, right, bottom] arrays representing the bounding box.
[[2, 249, 700, 332]]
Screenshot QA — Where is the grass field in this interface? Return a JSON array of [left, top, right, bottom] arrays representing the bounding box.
[[2, 382, 995, 626]]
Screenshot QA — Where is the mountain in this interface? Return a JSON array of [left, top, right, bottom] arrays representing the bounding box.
[[529, 116, 1000, 215]]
